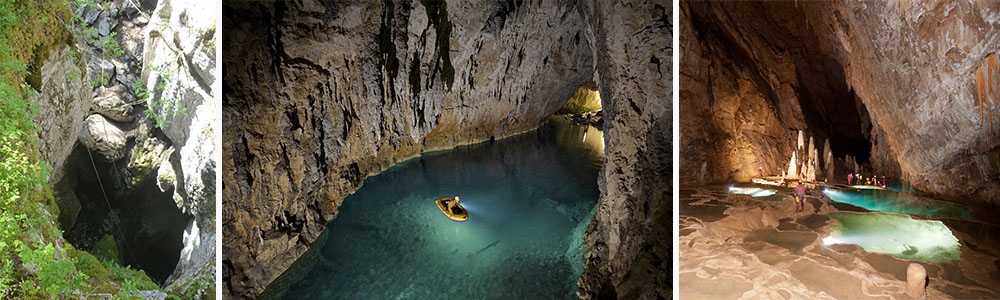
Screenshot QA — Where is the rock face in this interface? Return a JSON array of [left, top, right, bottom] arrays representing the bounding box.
[[34, 45, 95, 186], [143, 0, 219, 292], [680, 1, 1000, 206], [575, 0, 671, 299], [222, 0, 595, 297], [907, 262, 927, 298]]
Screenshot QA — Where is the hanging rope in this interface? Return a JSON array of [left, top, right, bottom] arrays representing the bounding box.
[[83, 144, 141, 271]]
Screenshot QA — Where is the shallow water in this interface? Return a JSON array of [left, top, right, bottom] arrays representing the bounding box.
[[825, 212, 961, 264], [822, 188, 971, 220], [260, 118, 603, 299]]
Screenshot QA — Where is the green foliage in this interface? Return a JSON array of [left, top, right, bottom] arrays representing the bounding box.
[[139, 64, 188, 129], [167, 272, 214, 300], [17, 241, 88, 298], [92, 234, 119, 263]]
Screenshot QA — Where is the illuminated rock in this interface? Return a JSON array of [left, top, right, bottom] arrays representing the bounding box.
[[907, 263, 927, 298]]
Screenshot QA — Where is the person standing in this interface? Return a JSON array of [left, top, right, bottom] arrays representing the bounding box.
[[758, 166, 763, 177], [847, 173, 853, 185], [794, 182, 807, 213]]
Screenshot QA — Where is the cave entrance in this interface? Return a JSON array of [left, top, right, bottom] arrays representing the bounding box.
[[57, 142, 190, 285]]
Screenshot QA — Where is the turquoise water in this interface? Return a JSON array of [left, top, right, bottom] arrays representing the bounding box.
[[260, 118, 603, 299], [822, 188, 970, 220], [825, 212, 961, 264]]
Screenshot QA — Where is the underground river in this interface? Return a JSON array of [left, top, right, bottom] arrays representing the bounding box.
[[260, 117, 604, 299]]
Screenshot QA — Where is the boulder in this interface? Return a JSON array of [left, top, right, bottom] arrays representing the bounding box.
[[92, 89, 134, 122], [79, 114, 129, 161]]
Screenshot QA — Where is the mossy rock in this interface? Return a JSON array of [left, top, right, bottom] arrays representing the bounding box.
[[0, 0, 72, 89], [92, 234, 120, 264], [68, 246, 160, 295]]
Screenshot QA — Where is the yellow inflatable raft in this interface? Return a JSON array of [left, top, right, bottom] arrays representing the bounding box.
[[435, 197, 468, 222]]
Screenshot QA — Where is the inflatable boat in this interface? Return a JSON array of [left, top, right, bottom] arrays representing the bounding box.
[[435, 197, 468, 222]]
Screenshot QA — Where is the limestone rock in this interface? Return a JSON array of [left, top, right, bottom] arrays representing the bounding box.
[[138, 290, 167, 300], [824, 138, 834, 181], [907, 263, 927, 298], [92, 89, 134, 122], [79, 114, 129, 161], [144, 0, 219, 292], [33, 45, 95, 186], [575, 0, 671, 299]]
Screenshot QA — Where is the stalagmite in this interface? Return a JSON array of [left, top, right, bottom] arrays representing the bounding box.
[[824, 139, 834, 182], [907, 263, 927, 298], [797, 130, 805, 150], [786, 151, 798, 180]]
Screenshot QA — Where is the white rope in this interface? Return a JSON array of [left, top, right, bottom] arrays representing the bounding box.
[[83, 144, 141, 271]]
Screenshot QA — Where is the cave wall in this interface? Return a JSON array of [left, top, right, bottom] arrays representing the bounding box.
[[221, 0, 594, 297], [680, 1, 1000, 206], [576, 0, 671, 299]]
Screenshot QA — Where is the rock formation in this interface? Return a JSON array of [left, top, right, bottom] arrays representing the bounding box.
[[575, 1, 671, 299], [143, 0, 218, 291], [222, 0, 669, 298], [680, 1, 1000, 206], [907, 262, 927, 298], [824, 138, 834, 181]]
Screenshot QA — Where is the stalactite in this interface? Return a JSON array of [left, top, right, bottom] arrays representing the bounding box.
[[976, 54, 999, 132]]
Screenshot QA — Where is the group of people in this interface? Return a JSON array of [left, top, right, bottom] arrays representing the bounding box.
[[846, 173, 887, 187]]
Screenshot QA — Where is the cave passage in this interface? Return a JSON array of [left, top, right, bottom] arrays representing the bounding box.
[[688, 1, 874, 163], [260, 117, 603, 299], [62, 144, 190, 284]]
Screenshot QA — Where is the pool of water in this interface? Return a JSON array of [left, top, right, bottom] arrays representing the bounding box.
[[822, 188, 971, 220], [825, 212, 961, 264], [260, 117, 603, 299]]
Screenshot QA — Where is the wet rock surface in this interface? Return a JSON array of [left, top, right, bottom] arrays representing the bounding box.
[[679, 1, 1000, 206], [680, 184, 1000, 299]]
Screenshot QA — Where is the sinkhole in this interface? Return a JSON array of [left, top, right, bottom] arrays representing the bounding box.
[[54, 141, 190, 284], [260, 117, 604, 299], [824, 212, 961, 264]]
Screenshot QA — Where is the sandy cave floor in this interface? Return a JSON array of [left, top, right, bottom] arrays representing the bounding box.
[[680, 184, 1000, 299]]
